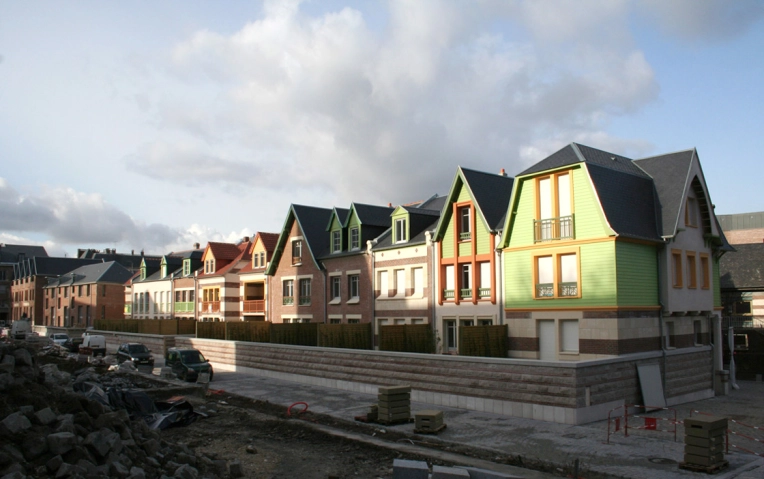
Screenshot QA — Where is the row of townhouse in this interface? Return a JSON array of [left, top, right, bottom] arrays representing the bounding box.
[[126, 142, 731, 363]]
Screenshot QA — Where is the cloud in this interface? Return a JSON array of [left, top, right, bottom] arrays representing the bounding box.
[[0, 178, 183, 254], [121, 0, 665, 207], [638, 0, 764, 42]]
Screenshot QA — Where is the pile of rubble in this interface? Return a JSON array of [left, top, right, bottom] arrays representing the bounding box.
[[0, 342, 243, 479]]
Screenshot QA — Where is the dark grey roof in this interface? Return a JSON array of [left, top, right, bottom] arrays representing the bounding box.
[[633, 150, 694, 237], [14, 257, 103, 280], [587, 163, 662, 242], [461, 168, 514, 230], [418, 195, 448, 213], [720, 243, 764, 291], [519, 143, 651, 179], [45, 261, 133, 287], [0, 244, 48, 263], [292, 204, 334, 264], [352, 203, 395, 228]]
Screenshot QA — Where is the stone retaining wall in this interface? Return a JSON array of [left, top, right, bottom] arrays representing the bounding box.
[[173, 337, 714, 425]]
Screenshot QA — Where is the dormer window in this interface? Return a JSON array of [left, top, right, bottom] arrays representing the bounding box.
[[394, 218, 407, 243], [140, 266, 146, 280], [332, 230, 341, 253], [350, 227, 360, 250], [459, 206, 471, 241], [253, 254, 259, 268], [205, 259, 215, 274], [183, 259, 191, 276]]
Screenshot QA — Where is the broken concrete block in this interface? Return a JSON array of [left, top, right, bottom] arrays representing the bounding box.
[[433, 465, 470, 478], [35, 407, 58, 426], [393, 458, 429, 479], [2, 411, 32, 434], [47, 432, 78, 456]]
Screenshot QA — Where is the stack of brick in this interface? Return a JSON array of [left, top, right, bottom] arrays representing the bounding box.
[[377, 385, 411, 424], [680, 415, 728, 471], [414, 410, 444, 434]]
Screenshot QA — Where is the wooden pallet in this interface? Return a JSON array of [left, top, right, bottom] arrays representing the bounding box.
[[414, 424, 447, 435], [678, 460, 729, 474], [376, 417, 414, 426]]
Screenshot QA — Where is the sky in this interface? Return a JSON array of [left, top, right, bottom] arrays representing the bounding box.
[[1, 0, 763, 258]]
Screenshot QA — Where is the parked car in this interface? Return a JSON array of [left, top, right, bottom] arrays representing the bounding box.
[[164, 348, 213, 382], [49, 333, 70, 346], [79, 334, 107, 357], [116, 343, 155, 367], [62, 336, 84, 353]]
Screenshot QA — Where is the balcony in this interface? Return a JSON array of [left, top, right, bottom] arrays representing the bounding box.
[[202, 301, 220, 313], [459, 231, 471, 241], [175, 302, 194, 313], [559, 282, 578, 297], [534, 215, 574, 243], [460, 288, 472, 299], [283, 296, 294, 306], [478, 288, 491, 298], [535, 283, 554, 298], [443, 289, 455, 299], [243, 300, 265, 313], [292, 256, 302, 266]]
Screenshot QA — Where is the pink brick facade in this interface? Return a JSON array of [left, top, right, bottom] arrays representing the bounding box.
[[323, 253, 373, 324]]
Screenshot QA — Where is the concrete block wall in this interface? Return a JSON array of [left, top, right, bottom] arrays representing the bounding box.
[[173, 336, 714, 424]]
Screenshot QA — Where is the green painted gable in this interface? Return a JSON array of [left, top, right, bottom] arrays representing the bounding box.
[[391, 207, 410, 243]]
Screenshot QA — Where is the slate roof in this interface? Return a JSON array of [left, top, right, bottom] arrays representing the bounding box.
[[373, 195, 446, 251], [238, 232, 280, 275], [0, 244, 48, 263], [267, 204, 334, 273], [45, 261, 133, 287], [587, 163, 661, 242], [461, 167, 515, 230], [518, 143, 650, 179], [350, 203, 395, 228], [14, 257, 102, 280], [720, 243, 764, 291]]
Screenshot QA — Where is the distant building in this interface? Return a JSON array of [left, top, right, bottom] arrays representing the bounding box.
[[718, 211, 764, 245], [0, 244, 48, 324]]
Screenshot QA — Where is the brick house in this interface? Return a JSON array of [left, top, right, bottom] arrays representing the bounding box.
[[198, 239, 252, 322], [44, 261, 133, 327], [266, 205, 333, 323], [238, 232, 279, 321], [0, 244, 47, 324], [321, 203, 394, 325]]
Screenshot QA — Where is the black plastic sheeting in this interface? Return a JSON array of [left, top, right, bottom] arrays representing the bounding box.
[[73, 381, 205, 430]]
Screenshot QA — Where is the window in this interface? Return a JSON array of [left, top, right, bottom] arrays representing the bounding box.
[[412, 268, 423, 296], [685, 197, 698, 227], [332, 230, 341, 253], [444, 320, 456, 352], [283, 280, 294, 305], [671, 250, 683, 288], [183, 260, 191, 276], [330, 318, 341, 324], [534, 251, 579, 298], [479, 262, 491, 297], [687, 252, 697, 289], [379, 271, 389, 297], [560, 320, 579, 353], [253, 254, 259, 268], [299, 278, 311, 305], [694, 320, 702, 345], [444, 265, 455, 299], [459, 206, 471, 241], [350, 227, 360, 250], [535, 172, 573, 242], [78, 285, 83, 297], [102, 285, 106, 297], [260, 252, 265, 266], [331, 277, 341, 301], [460, 264, 471, 298], [348, 318, 360, 324], [86, 285, 90, 296], [348, 275, 360, 299], [292, 240, 302, 265], [394, 218, 407, 243], [395, 269, 405, 297], [700, 254, 710, 289]]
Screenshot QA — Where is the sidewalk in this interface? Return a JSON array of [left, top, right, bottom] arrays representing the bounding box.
[[208, 365, 764, 479]]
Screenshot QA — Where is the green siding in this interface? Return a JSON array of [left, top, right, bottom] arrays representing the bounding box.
[[504, 242, 618, 309], [457, 183, 470, 203], [347, 213, 360, 228], [442, 218, 455, 258], [476, 221, 491, 255], [507, 180, 535, 248], [615, 242, 658, 306]]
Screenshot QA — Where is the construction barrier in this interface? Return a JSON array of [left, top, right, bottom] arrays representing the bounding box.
[[607, 405, 677, 444], [690, 410, 764, 457]]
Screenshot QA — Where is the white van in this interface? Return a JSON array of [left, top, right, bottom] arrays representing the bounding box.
[[80, 334, 107, 357], [11, 319, 32, 340]]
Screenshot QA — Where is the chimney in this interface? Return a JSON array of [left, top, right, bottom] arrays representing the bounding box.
[[499, 168, 506, 177], [194, 243, 200, 249], [388, 202, 392, 207], [242, 236, 250, 243]]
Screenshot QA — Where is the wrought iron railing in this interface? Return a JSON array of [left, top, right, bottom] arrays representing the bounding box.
[[299, 296, 311, 306], [292, 256, 302, 265], [283, 296, 294, 306], [534, 215, 574, 242], [459, 232, 471, 241], [559, 282, 578, 297], [535, 283, 554, 298]]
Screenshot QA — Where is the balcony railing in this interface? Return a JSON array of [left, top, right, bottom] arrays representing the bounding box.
[[283, 296, 294, 306], [299, 296, 311, 306], [478, 288, 491, 298], [175, 302, 194, 313], [534, 215, 574, 242], [559, 282, 578, 297], [535, 283, 554, 298], [459, 231, 471, 241], [460, 288, 472, 299], [443, 289, 455, 299], [202, 301, 220, 313], [292, 256, 302, 265], [243, 300, 265, 313]]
